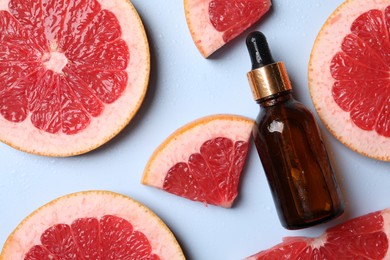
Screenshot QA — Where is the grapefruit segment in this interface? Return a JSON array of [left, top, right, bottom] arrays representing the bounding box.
[[8, 0, 48, 51], [0, 0, 149, 156], [0, 191, 185, 260], [184, 0, 271, 58], [309, 0, 390, 161], [246, 208, 390, 259], [142, 114, 254, 208]]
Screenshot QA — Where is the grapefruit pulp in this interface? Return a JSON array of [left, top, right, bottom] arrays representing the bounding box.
[[184, 0, 271, 58], [0, 0, 150, 156], [142, 114, 254, 208], [246, 208, 390, 259], [0, 190, 185, 259], [309, 0, 390, 161]]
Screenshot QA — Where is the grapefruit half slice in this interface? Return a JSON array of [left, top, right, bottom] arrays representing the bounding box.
[[0, 190, 185, 260], [142, 114, 254, 208], [184, 0, 272, 58], [0, 0, 150, 156], [246, 208, 390, 259], [309, 0, 390, 161]]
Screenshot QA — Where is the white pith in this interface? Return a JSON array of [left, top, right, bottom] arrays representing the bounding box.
[[43, 51, 68, 73], [0, 191, 185, 260], [307, 234, 327, 250], [0, 0, 150, 156], [309, 0, 390, 161], [143, 115, 254, 188], [184, 0, 225, 57]]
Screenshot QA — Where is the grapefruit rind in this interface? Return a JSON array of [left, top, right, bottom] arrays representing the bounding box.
[[384, 209, 390, 259], [308, 0, 390, 161], [184, 0, 225, 58], [142, 114, 254, 189], [0, 0, 150, 157], [0, 190, 185, 260]]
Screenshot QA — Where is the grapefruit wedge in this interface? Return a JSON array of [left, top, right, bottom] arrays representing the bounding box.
[[142, 114, 254, 208], [309, 0, 390, 161], [0, 0, 149, 156], [184, 0, 271, 58], [246, 208, 390, 259], [0, 190, 185, 260]]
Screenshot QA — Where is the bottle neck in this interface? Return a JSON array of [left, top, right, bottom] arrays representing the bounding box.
[[257, 90, 293, 107]]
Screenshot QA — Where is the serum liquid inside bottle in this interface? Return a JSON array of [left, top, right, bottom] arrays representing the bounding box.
[[246, 31, 344, 229]]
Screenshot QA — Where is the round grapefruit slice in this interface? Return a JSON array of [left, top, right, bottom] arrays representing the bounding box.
[[246, 208, 390, 259], [184, 0, 272, 58], [309, 0, 390, 161], [0, 190, 185, 259], [0, 0, 149, 156], [142, 114, 254, 208]]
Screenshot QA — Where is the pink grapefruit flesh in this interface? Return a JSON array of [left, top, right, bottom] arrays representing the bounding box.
[[142, 114, 255, 208], [246, 208, 390, 259], [184, 0, 271, 58], [309, 0, 390, 161], [0, 190, 185, 260], [0, 0, 150, 156]]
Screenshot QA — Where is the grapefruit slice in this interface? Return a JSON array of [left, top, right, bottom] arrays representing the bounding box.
[[0, 190, 185, 259], [309, 0, 390, 161], [246, 208, 390, 259], [0, 0, 149, 156], [184, 0, 271, 58], [142, 114, 254, 208]]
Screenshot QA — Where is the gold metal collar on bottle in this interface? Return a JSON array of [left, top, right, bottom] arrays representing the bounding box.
[[247, 62, 292, 101]]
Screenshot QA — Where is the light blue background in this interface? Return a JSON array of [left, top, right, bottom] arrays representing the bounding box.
[[1, 0, 390, 259]]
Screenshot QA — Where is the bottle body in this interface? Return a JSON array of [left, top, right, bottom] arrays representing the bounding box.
[[253, 91, 344, 229]]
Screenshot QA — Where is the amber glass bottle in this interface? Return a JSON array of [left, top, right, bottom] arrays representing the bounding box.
[[246, 31, 344, 229]]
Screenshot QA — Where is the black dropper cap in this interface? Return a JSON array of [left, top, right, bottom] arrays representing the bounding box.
[[246, 31, 275, 70], [246, 31, 292, 101]]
